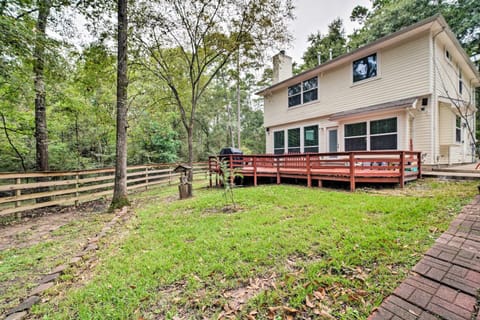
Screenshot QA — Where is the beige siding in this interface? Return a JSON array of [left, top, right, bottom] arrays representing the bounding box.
[[439, 104, 455, 145], [264, 33, 432, 128]]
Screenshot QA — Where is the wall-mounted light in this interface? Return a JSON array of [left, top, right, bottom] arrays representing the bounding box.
[[266, 127, 270, 135]]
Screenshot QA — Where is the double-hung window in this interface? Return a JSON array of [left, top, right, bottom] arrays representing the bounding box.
[[370, 118, 397, 150], [344, 118, 397, 151], [273, 131, 285, 154], [287, 128, 301, 153], [344, 122, 367, 151], [304, 125, 319, 153], [458, 68, 463, 95], [456, 116, 462, 143], [288, 77, 318, 107]]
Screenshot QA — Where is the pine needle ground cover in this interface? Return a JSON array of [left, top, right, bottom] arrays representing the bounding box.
[[32, 180, 476, 319]]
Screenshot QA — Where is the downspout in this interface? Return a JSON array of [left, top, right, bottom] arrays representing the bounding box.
[[432, 26, 445, 166]]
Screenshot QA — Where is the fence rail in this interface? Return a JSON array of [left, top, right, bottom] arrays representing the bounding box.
[[0, 162, 208, 218]]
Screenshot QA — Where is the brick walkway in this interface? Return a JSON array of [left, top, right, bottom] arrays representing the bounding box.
[[369, 196, 480, 320]]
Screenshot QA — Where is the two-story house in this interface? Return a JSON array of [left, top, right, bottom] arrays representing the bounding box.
[[257, 14, 480, 166]]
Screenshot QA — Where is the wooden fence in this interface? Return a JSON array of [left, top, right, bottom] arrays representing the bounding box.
[[0, 162, 209, 219]]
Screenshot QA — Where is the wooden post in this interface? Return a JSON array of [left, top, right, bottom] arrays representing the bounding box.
[[169, 167, 172, 185], [400, 151, 405, 188], [417, 152, 422, 179], [15, 178, 21, 208], [306, 154, 311, 187], [349, 152, 355, 191], [253, 157, 257, 186], [75, 174, 79, 206], [276, 156, 280, 184], [145, 167, 149, 190], [209, 158, 212, 188]]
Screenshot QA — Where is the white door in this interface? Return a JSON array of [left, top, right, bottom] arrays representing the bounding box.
[[327, 128, 338, 153]]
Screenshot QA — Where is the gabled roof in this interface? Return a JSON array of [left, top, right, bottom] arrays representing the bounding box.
[[257, 14, 480, 96], [329, 97, 418, 121]]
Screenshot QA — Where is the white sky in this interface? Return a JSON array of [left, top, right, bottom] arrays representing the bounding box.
[[287, 0, 372, 65]]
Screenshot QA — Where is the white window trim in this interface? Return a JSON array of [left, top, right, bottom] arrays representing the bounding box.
[[344, 117, 398, 151], [351, 52, 381, 87], [287, 76, 319, 108]]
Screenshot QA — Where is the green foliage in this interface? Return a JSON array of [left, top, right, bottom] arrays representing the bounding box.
[[301, 18, 347, 71], [348, 0, 479, 56]]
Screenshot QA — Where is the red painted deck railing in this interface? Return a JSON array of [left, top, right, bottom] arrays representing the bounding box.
[[208, 151, 422, 191]]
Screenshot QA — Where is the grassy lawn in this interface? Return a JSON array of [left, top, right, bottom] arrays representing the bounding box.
[[28, 179, 477, 319]]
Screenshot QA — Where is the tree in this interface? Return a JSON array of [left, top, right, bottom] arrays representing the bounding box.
[[133, 0, 293, 195], [301, 18, 347, 71], [33, 0, 51, 173], [111, 0, 130, 209]]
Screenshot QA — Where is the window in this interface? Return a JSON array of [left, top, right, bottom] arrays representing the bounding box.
[[370, 118, 397, 150], [353, 53, 377, 83], [274, 131, 285, 154], [304, 125, 319, 153], [288, 77, 318, 107], [458, 68, 463, 95], [287, 128, 301, 153], [445, 49, 452, 62], [344, 118, 398, 151], [456, 116, 462, 143], [345, 122, 367, 151]]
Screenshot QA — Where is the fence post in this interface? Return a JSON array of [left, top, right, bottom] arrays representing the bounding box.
[[75, 174, 79, 206], [15, 178, 21, 209], [169, 167, 172, 185], [145, 167, 149, 190]]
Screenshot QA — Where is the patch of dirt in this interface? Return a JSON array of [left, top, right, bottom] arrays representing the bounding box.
[[0, 199, 108, 251]]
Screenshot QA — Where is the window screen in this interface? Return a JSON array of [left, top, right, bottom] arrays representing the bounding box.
[[288, 128, 301, 153]]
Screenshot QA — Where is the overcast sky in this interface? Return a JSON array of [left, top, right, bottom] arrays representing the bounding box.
[[287, 0, 372, 64]]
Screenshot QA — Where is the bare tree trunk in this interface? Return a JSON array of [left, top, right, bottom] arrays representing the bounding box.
[[34, 0, 50, 173], [111, 0, 130, 209], [236, 50, 241, 149], [186, 125, 193, 197], [33, 0, 51, 202]]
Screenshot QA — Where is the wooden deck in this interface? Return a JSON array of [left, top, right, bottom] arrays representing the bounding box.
[[208, 151, 422, 191]]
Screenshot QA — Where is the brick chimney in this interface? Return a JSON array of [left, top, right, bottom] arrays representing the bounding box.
[[272, 50, 292, 84]]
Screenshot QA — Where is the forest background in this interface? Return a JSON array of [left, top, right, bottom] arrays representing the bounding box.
[[0, 0, 478, 173]]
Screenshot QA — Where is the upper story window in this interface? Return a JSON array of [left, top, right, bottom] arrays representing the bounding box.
[[288, 77, 318, 107], [458, 68, 463, 95], [353, 53, 377, 83], [456, 116, 462, 143]]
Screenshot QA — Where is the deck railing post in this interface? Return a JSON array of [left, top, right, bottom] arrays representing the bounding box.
[[417, 152, 422, 179], [307, 154, 311, 187], [253, 157, 257, 186], [276, 156, 280, 184], [349, 152, 355, 191], [400, 151, 405, 188]]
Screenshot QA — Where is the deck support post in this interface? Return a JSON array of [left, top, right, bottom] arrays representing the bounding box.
[[400, 151, 405, 188], [253, 157, 257, 186], [276, 156, 280, 184], [306, 154, 311, 187], [417, 152, 422, 179], [318, 179, 322, 188], [349, 153, 355, 191]]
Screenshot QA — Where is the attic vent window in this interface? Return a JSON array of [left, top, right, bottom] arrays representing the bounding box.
[[287, 77, 318, 107], [353, 53, 377, 83]]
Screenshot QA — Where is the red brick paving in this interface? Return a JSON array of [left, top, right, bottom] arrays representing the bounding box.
[[369, 195, 480, 320]]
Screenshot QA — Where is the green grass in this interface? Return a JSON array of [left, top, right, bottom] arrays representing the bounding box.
[[0, 211, 114, 315], [29, 179, 477, 319]]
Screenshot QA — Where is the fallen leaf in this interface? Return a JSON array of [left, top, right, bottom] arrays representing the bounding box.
[[314, 288, 326, 300], [306, 295, 315, 308]]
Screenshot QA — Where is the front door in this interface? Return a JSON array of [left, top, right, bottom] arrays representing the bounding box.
[[328, 128, 338, 153]]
